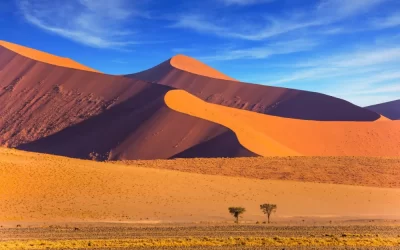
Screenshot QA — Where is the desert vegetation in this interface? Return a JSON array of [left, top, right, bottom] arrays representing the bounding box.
[[1, 148, 400, 223], [260, 204, 277, 224], [228, 207, 246, 223]]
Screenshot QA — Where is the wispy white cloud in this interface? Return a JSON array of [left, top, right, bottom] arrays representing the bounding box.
[[296, 47, 400, 68], [265, 47, 400, 85], [371, 11, 400, 29], [217, 0, 274, 6], [316, 0, 386, 20], [111, 59, 129, 64], [17, 0, 144, 49], [172, 0, 388, 40], [330, 82, 400, 106], [198, 39, 318, 61], [356, 83, 400, 95], [257, 45, 400, 106]]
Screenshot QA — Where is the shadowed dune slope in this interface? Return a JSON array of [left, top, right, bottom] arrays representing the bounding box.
[[165, 90, 400, 157], [1, 148, 400, 222], [0, 45, 255, 160], [0, 41, 99, 73], [366, 99, 400, 120], [127, 56, 380, 121]]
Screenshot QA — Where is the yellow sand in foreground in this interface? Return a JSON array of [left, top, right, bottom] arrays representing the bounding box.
[[165, 90, 400, 157], [0, 148, 399, 222], [0, 41, 99, 73], [2, 237, 400, 249]]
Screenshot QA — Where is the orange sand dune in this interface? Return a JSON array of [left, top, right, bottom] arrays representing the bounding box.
[[165, 90, 400, 157], [0, 41, 99, 72], [0, 45, 253, 160], [1, 148, 399, 223], [128, 56, 381, 121], [171, 54, 236, 81]]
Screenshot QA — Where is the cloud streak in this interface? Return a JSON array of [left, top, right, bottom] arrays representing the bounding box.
[[199, 39, 318, 61], [172, 0, 388, 40], [217, 0, 274, 6], [17, 0, 142, 49], [371, 11, 400, 29]]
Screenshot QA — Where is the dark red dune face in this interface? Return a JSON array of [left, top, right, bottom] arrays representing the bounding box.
[[0, 46, 255, 160], [366, 100, 400, 120], [127, 59, 380, 121]]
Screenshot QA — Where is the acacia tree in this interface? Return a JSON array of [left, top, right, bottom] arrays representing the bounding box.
[[228, 207, 246, 223], [260, 204, 277, 224]]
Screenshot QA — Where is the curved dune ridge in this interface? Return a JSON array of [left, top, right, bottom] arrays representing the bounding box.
[[0, 44, 253, 160], [0, 40, 99, 73], [165, 90, 400, 157], [128, 56, 381, 122], [170, 54, 236, 81], [165, 90, 300, 156], [1, 40, 398, 159]]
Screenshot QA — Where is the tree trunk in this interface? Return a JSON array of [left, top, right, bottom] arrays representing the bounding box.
[[267, 214, 270, 224]]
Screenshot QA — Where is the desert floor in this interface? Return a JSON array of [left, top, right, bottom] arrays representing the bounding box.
[[119, 156, 400, 188], [1, 222, 400, 249], [1, 147, 400, 224]]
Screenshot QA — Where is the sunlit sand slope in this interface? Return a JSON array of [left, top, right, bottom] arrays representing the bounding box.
[[165, 90, 400, 157], [165, 90, 299, 156], [0, 41, 99, 72], [1, 148, 399, 222], [170, 54, 236, 80]]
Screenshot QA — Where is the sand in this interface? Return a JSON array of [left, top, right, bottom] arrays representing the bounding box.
[[0, 41, 99, 73], [119, 156, 400, 188], [1, 40, 399, 160], [128, 56, 380, 121], [165, 90, 400, 157], [170, 54, 236, 81], [0, 44, 253, 160], [1, 148, 400, 223]]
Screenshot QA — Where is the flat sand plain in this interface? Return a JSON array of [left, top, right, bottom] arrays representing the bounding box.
[[1, 148, 400, 224]]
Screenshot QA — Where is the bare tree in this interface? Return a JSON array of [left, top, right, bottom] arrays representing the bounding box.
[[260, 204, 277, 224], [228, 207, 246, 223]]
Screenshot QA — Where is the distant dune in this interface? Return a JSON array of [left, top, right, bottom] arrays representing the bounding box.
[[366, 100, 400, 120], [1, 148, 399, 223], [127, 55, 380, 121]]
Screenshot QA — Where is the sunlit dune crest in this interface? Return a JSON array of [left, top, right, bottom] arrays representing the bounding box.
[[165, 89, 400, 157], [170, 54, 236, 81], [165, 89, 299, 156], [0, 40, 100, 73]]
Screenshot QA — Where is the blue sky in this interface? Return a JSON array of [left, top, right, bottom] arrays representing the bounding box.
[[1, 0, 400, 106]]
